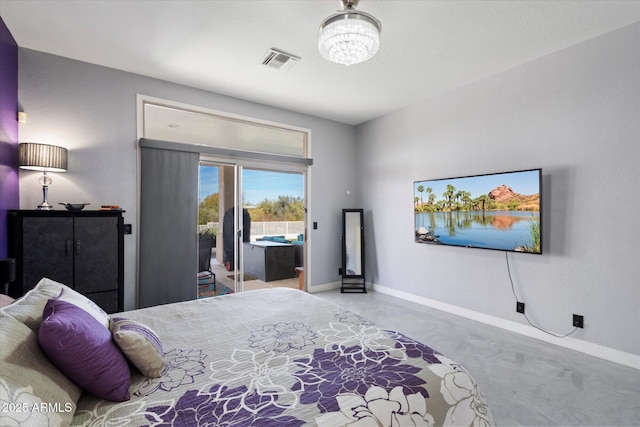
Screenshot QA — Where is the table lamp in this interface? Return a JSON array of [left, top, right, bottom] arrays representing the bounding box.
[[19, 142, 68, 210]]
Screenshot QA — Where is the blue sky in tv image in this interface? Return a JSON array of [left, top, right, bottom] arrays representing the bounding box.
[[414, 169, 541, 253]]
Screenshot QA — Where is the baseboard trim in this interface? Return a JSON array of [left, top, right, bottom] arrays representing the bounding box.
[[307, 281, 341, 294], [373, 284, 640, 370]]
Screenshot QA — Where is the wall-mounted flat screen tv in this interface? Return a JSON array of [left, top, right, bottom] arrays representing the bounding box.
[[414, 169, 542, 254]]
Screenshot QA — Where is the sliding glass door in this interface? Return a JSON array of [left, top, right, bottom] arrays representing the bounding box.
[[198, 159, 306, 297], [241, 167, 305, 292], [197, 161, 241, 296]]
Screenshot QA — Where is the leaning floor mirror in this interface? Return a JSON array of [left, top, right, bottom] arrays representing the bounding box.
[[341, 209, 366, 293]]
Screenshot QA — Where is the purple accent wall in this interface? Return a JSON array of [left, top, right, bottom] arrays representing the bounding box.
[[0, 17, 19, 258]]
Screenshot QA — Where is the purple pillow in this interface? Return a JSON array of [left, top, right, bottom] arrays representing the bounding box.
[[38, 299, 131, 402]]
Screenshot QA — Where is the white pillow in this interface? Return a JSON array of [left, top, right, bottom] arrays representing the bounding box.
[[110, 317, 165, 378], [1, 277, 65, 332]]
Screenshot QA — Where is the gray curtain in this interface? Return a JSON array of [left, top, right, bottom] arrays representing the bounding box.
[[139, 144, 199, 308]]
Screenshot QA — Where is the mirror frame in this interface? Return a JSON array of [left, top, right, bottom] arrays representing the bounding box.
[[341, 209, 365, 279]]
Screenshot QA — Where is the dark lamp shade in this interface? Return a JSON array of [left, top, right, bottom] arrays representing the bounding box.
[[19, 142, 68, 172]]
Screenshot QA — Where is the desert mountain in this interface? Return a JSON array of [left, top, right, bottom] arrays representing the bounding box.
[[488, 185, 519, 202], [488, 185, 539, 210]]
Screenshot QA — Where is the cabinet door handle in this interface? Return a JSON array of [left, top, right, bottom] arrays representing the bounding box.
[[66, 240, 72, 256], [75, 239, 80, 256]]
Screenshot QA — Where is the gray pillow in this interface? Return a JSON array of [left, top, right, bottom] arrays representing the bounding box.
[[0, 277, 66, 332], [110, 317, 165, 378]]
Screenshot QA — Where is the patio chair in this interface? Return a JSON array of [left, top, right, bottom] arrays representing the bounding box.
[[198, 233, 215, 289]]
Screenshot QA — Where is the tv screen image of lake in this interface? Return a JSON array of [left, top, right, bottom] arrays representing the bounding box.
[[414, 169, 541, 253], [415, 210, 540, 252]]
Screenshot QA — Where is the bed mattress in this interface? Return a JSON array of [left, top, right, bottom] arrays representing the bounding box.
[[71, 288, 494, 426]]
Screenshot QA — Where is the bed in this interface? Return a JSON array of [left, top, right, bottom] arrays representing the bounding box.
[[1, 278, 494, 426]]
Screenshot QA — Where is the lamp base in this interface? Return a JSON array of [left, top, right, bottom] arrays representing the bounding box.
[[0, 258, 16, 296], [37, 176, 54, 210]]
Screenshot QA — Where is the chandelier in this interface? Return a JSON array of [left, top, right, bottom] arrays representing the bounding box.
[[319, 0, 382, 66]]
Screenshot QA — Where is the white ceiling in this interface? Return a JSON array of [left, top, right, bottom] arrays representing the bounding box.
[[1, 1, 639, 125]]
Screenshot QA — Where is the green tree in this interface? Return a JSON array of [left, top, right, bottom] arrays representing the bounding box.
[[426, 187, 433, 210], [251, 196, 305, 221], [443, 184, 456, 211], [198, 193, 220, 225], [417, 185, 425, 212], [458, 190, 472, 210], [428, 191, 436, 211], [455, 191, 463, 211], [476, 195, 489, 211]]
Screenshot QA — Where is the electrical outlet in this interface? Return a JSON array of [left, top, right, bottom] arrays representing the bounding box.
[[338, 267, 342, 275], [516, 302, 525, 314], [573, 314, 584, 328]]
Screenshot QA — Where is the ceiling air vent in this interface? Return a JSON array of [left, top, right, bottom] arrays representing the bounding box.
[[261, 48, 300, 71]]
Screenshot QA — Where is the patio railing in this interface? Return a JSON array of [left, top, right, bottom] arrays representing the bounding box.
[[199, 221, 304, 241]]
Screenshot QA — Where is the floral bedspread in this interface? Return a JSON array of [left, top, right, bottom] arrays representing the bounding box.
[[72, 288, 493, 426]]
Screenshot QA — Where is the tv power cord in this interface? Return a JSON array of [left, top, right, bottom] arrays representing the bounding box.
[[506, 252, 578, 338]]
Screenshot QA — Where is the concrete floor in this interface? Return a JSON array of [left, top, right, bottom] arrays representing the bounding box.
[[312, 289, 640, 427], [207, 257, 301, 293]]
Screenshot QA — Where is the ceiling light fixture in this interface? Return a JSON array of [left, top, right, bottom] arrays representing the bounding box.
[[319, 0, 381, 66]]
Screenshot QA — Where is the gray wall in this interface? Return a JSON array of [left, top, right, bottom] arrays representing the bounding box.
[[18, 49, 356, 309], [356, 23, 640, 357]]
